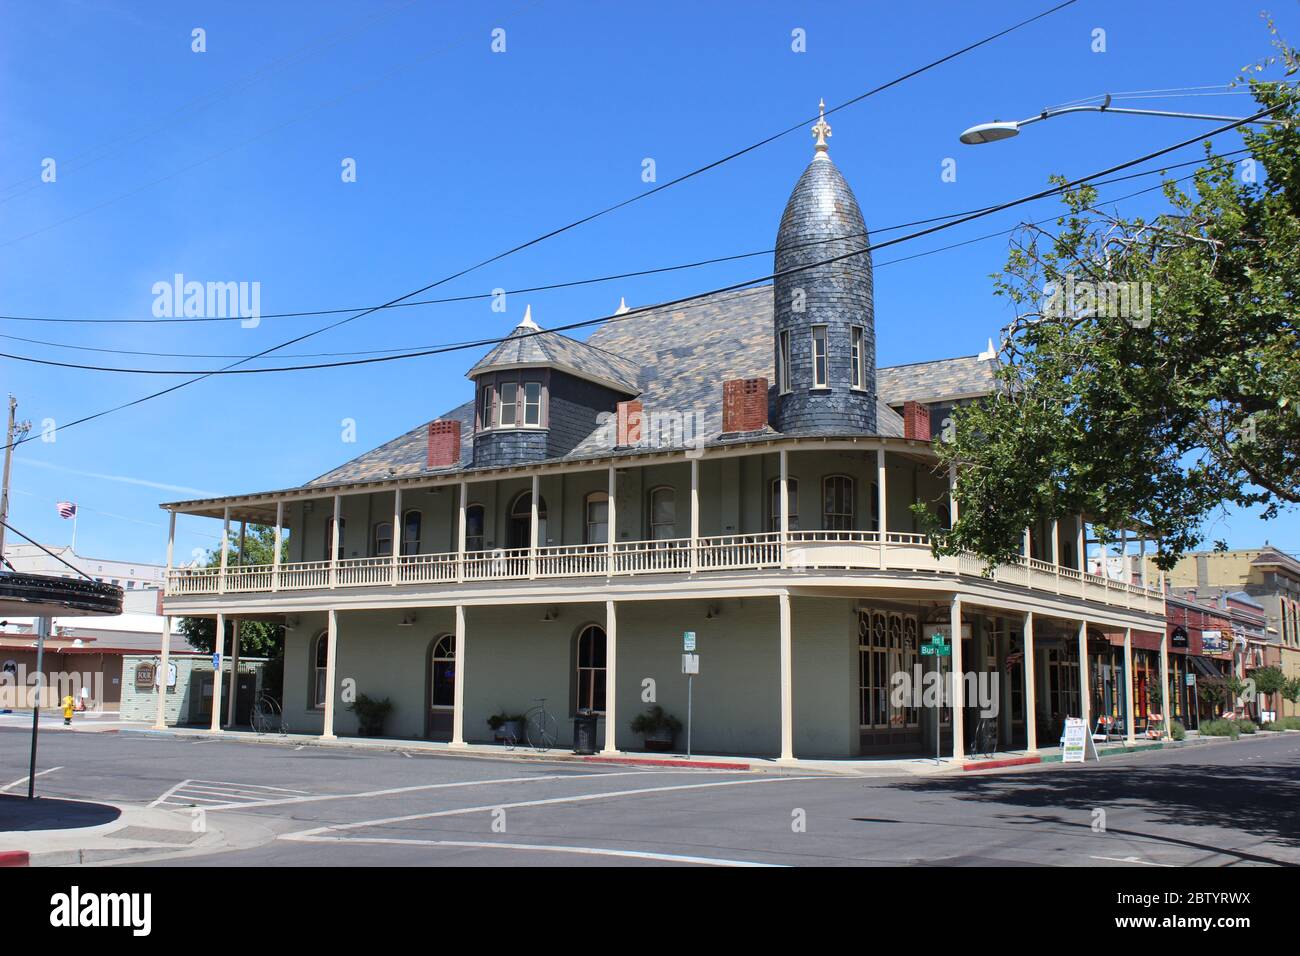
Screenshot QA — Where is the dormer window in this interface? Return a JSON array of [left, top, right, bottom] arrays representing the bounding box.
[[476, 372, 548, 431], [811, 326, 828, 388]]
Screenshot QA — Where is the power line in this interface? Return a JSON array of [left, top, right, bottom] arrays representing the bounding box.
[[0, 1, 1086, 450], [0, 114, 1275, 380], [0, 144, 1246, 332], [0, 519, 94, 581]]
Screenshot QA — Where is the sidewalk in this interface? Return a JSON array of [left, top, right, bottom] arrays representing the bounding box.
[[0, 711, 131, 733], [0, 794, 235, 866]]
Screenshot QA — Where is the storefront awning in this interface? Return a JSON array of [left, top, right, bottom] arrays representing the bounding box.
[[1188, 655, 1223, 679]]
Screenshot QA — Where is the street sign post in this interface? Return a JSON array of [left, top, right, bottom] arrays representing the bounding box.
[[683, 632, 698, 758], [924, 633, 951, 763]]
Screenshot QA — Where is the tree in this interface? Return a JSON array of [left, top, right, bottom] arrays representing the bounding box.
[[918, 29, 1300, 569], [179, 525, 285, 660]]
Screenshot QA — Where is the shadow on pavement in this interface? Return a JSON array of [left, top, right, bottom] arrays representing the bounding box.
[[0, 794, 121, 832]]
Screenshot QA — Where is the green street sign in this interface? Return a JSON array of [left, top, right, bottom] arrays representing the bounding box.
[[921, 645, 951, 657]]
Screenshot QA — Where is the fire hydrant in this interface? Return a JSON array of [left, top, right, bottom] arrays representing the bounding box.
[[62, 694, 75, 726]]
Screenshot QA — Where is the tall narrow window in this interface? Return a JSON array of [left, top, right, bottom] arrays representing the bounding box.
[[523, 381, 542, 426], [402, 510, 422, 556], [313, 632, 329, 709], [324, 517, 345, 560], [372, 521, 393, 557], [498, 381, 518, 426], [430, 634, 455, 708], [649, 487, 676, 540], [811, 326, 828, 388], [823, 475, 855, 530], [851, 326, 864, 389], [585, 492, 609, 544], [575, 624, 607, 713], [777, 330, 791, 393], [479, 384, 493, 430], [465, 504, 485, 552], [769, 478, 800, 532]]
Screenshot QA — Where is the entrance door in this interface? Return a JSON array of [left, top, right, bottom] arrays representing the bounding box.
[[427, 634, 456, 740], [508, 493, 547, 549]]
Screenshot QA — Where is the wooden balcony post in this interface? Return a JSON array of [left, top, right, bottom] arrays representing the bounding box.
[[450, 604, 467, 747], [272, 501, 283, 592], [165, 510, 176, 595], [949, 595, 964, 762], [457, 481, 467, 584], [321, 609, 339, 739], [1124, 627, 1136, 745], [602, 600, 619, 754], [947, 465, 959, 525], [779, 449, 789, 568], [209, 612, 225, 733], [690, 457, 700, 573], [218, 507, 230, 595], [606, 465, 616, 577], [154, 615, 171, 729], [329, 494, 341, 589], [1078, 619, 1091, 730], [529, 474, 539, 579], [778, 591, 794, 761], [876, 447, 887, 570], [1023, 611, 1037, 752], [391, 486, 402, 586]]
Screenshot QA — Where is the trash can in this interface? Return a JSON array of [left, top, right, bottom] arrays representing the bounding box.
[[572, 712, 599, 755]]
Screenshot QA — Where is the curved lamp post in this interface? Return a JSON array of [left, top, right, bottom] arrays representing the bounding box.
[[960, 93, 1280, 144]]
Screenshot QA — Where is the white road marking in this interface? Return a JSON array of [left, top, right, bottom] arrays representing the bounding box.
[[280, 774, 825, 842], [287, 835, 783, 867], [188, 779, 309, 794], [0, 766, 62, 792], [1090, 855, 1174, 867], [148, 778, 192, 808], [191, 768, 721, 812]]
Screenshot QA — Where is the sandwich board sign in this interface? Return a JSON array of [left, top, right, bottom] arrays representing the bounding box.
[[1062, 717, 1099, 762]]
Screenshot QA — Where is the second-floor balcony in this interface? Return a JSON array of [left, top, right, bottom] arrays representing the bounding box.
[[166, 529, 1165, 615]]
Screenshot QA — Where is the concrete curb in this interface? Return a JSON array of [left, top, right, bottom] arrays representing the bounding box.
[[0, 850, 29, 867]]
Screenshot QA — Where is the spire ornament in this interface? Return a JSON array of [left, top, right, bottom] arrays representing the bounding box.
[[811, 98, 832, 155]]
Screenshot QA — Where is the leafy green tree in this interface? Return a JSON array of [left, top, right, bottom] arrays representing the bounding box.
[[918, 32, 1300, 569], [1283, 675, 1300, 705], [179, 525, 285, 660], [1251, 664, 1287, 697]]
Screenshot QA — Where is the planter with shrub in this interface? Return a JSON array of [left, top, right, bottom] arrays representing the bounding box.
[[629, 705, 683, 752], [348, 693, 393, 737], [1169, 720, 1186, 741], [487, 711, 526, 744]]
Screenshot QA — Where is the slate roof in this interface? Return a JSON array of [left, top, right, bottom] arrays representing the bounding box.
[[467, 322, 641, 394], [876, 354, 998, 406], [308, 285, 989, 487]]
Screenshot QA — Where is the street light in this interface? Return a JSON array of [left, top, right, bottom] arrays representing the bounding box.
[[959, 93, 1280, 145]]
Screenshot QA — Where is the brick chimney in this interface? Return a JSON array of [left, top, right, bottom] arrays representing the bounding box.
[[902, 401, 931, 441], [427, 419, 461, 469], [722, 378, 768, 434], [616, 400, 643, 447]]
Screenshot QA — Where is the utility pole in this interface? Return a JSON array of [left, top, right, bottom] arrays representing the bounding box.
[[0, 396, 33, 561]]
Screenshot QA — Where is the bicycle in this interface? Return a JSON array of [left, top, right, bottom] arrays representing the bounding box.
[[503, 697, 558, 752], [967, 716, 997, 759]]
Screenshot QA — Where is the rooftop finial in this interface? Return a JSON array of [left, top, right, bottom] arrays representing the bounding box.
[[517, 304, 540, 331], [812, 98, 832, 155]]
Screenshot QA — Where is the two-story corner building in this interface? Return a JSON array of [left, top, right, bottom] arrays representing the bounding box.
[[156, 111, 1167, 761]]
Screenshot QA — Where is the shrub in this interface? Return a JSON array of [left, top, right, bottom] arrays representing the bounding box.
[[1238, 719, 1258, 735], [1199, 718, 1240, 739], [1169, 720, 1186, 741]]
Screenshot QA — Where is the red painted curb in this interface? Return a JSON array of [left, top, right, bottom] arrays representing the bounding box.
[[581, 755, 751, 771], [0, 851, 30, 867], [962, 756, 1042, 771]]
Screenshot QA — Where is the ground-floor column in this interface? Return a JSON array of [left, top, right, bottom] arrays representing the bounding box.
[[321, 609, 339, 739], [208, 613, 225, 732], [1124, 627, 1136, 745], [450, 604, 467, 747], [1078, 620, 1091, 730], [778, 592, 794, 761], [602, 600, 619, 754], [950, 595, 965, 761], [225, 617, 240, 727], [1160, 629, 1171, 738], [1023, 611, 1037, 752], [153, 615, 171, 729]]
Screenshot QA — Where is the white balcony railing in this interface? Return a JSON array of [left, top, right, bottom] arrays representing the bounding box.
[[165, 531, 1165, 615]]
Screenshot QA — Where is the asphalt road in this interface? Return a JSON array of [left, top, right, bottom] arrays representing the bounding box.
[[3, 726, 1298, 866]]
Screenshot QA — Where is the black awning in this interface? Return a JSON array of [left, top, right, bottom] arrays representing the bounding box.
[[1189, 655, 1224, 679]]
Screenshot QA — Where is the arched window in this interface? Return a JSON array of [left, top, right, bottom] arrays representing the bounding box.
[[822, 475, 855, 530], [402, 510, 422, 556], [324, 517, 345, 560], [313, 632, 329, 709], [465, 504, 485, 552], [575, 624, 607, 713], [372, 521, 393, 557], [508, 492, 547, 549], [769, 477, 800, 532], [429, 634, 455, 708], [648, 486, 676, 540], [585, 491, 609, 544]]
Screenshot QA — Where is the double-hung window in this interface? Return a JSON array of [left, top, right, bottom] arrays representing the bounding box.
[[811, 326, 828, 388]]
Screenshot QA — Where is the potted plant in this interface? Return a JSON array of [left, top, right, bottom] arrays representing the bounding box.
[[348, 693, 393, 737], [487, 710, 525, 744], [630, 705, 682, 752]]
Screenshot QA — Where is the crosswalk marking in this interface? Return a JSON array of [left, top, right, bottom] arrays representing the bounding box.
[[151, 778, 311, 809]]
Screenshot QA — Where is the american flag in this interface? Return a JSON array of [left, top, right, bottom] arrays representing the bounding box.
[[57, 501, 77, 519]]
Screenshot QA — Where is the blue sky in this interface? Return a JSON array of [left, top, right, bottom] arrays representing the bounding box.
[[1, 0, 1296, 566]]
